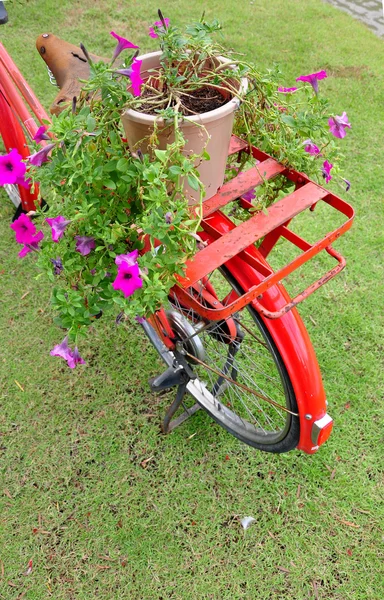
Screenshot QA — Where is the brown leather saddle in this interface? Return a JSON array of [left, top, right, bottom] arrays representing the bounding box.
[[36, 33, 110, 115]]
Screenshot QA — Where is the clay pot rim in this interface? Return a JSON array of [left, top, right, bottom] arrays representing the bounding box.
[[123, 51, 248, 127]]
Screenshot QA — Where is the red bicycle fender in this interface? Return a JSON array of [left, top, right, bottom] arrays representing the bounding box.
[[223, 253, 327, 454], [199, 211, 328, 454]]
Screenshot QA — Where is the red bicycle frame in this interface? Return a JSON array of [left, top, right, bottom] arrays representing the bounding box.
[[0, 39, 355, 454], [0, 41, 51, 211]]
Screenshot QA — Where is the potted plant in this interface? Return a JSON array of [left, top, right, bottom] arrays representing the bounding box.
[[1, 10, 351, 367]]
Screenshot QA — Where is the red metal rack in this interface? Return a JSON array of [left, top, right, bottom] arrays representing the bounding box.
[[177, 136, 355, 320]]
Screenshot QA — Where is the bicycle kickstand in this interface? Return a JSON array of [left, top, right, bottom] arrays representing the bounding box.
[[149, 360, 201, 434]]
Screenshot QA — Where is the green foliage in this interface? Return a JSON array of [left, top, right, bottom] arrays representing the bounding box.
[[27, 12, 345, 342]]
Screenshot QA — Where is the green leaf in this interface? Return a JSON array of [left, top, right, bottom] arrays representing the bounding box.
[[154, 149, 167, 163], [103, 179, 116, 189], [86, 115, 96, 132], [169, 165, 183, 176], [187, 175, 199, 191]]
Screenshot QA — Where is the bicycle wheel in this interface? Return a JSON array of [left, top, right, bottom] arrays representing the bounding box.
[[157, 267, 300, 453]]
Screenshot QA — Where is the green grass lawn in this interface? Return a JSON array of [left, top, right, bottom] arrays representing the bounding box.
[[1, 1, 383, 598]]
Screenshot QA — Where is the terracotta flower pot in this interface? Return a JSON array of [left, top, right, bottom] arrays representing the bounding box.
[[121, 51, 247, 203]]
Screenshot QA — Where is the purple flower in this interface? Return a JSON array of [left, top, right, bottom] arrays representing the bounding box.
[[18, 230, 44, 258], [10, 213, 36, 244], [165, 211, 173, 224], [50, 257, 63, 275], [33, 125, 50, 143], [116, 58, 143, 97], [0, 148, 27, 186], [322, 160, 333, 184], [135, 315, 146, 324], [67, 347, 86, 369], [342, 178, 351, 192], [296, 70, 327, 94], [28, 143, 56, 167], [50, 336, 73, 364], [115, 249, 139, 268], [149, 17, 170, 38], [328, 112, 351, 139], [115, 311, 124, 325], [303, 139, 321, 156], [110, 31, 139, 61], [50, 337, 85, 369], [278, 86, 298, 94], [46, 215, 71, 242], [112, 251, 143, 298], [242, 188, 256, 202], [75, 236, 95, 256]]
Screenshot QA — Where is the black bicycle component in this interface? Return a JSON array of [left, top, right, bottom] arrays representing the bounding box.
[[0, 2, 8, 25]]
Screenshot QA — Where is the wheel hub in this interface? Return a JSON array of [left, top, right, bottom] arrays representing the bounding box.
[[165, 309, 206, 363]]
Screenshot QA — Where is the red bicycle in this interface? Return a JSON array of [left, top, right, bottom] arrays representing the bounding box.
[[0, 13, 354, 454]]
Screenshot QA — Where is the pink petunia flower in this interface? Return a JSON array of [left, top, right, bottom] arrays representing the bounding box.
[[149, 17, 170, 38], [110, 31, 139, 61], [113, 251, 143, 298], [322, 160, 333, 184], [278, 86, 298, 94], [115, 249, 139, 268], [46, 215, 71, 242], [116, 58, 143, 97], [328, 112, 351, 139], [10, 213, 36, 244], [67, 347, 86, 369], [303, 139, 321, 156], [50, 337, 85, 369], [296, 70, 327, 94], [75, 236, 95, 256], [18, 230, 44, 258], [33, 125, 50, 143], [28, 143, 56, 167], [0, 148, 27, 186]]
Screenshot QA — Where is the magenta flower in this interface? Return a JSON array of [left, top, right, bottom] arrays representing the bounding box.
[[10, 213, 36, 244], [296, 70, 327, 94], [328, 112, 351, 139], [115, 249, 139, 268], [50, 337, 85, 369], [113, 251, 143, 298], [50, 336, 73, 364], [0, 148, 27, 186], [322, 160, 333, 184], [75, 236, 95, 256], [116, 58, 143, 97], [28, 143, 56, 167], [278, 86, 298, 94], [33, 125, 50, 143], [149, 17, 170, 38], [243, 188, 256, 202], [18, 230, 44, 258], [46, 215, 71, 242], [303, 139, 321, 155], [67, 347, 86, 369], [15, 176, 31, 189], [110, 31, 139, 61]]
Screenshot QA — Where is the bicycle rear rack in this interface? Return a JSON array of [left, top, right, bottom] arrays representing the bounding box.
[[176, 136, 355, 320]]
